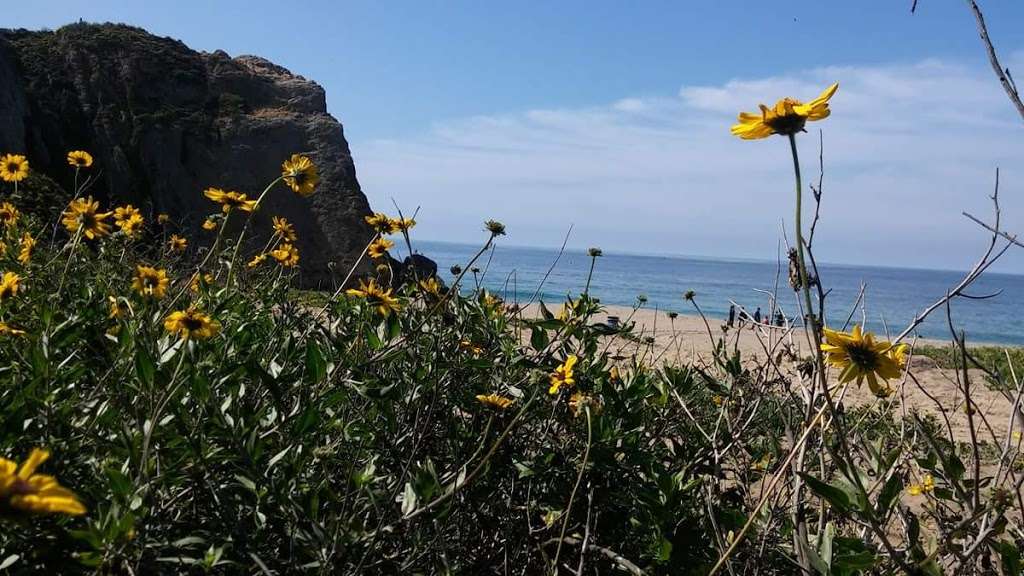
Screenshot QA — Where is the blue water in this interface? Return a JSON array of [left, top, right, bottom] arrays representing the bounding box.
[[413, 240, 1024, 345]]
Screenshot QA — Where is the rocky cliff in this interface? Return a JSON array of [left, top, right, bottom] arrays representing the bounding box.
[[0, 23, 374, 287]]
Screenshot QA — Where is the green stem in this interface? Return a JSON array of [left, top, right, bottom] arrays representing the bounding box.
[[225, 176, 283, 286], [788, 134, 816, 333]]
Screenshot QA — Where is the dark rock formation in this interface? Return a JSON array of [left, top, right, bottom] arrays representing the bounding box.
[[0, 23, 374, 288]]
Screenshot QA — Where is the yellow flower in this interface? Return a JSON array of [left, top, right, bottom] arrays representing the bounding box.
[[247, 253, 267, 268], [549, 355, 579, 395], [476, 393, 514, 410], [460, 340, 484, 356], [569, 391, 602, 417], [113, 205, 144, 238], [157, 213, 170, 225], [164, 307, 221, 340], [204, 187, 257, 213], [270, 243, 300, 267], [907, 474, 935, 496], [0, 202, 19, 228], [0, 448, 86, 516], [17, 232, 34, 264], [168, 234, 188, 252], [346, 278, 401, 316], [365, 213, 400, 235], [419, 276, 442, 296], [392, 217, 416, 232], [272, 216, 297, 241], [820, 325, 906, 397], [367, 237, 394, 259], [0, 321, 25, 336], [62, 196, 112, 239], [202, 218, 218, 231], [131, 266, 169, 300], [66, 150, 93, 168], [190, 272, 215, 292], [0, 154, 29, 183], [108, 296, 127, 319], [731, 83, 838, 140], [0, 271, 21, 300], [281, 154, 319, 196]]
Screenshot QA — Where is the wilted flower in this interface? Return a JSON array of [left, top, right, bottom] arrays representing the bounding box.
[[419, 276, 442, 296], [0, 321, 25, 336], [588, 247, 603, 258], [202, 218, 218, 231], [450, 264, 462, 276], [247, 254, 267, 268], [484, 220, 506, 236]]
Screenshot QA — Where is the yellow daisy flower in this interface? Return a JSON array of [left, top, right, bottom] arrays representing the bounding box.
[[190, 272, 215, 292], [163, 307, 221, 340], [0, 154, 29, 183], [731, 83, 838, 140], [204, 187, 257, 213], [365, 213, 400, 235], [271, 216, 297, 241], [131, 266, 169, 300], [0, 271, 21, 300], [476, 393, 514, 410], [281, 154, 319, 197], [367, 237, 394, 259], [346, 278, 401, 316], [392, 217, 416, 232], [17, 232, 34, 264], [549, 355, 578, 395], [270, 243, 300, 267], [0, 321, 25, 336], [113, 205, 143, 235], [62, 196, 112, 239], [820, 325, 906, 398], [168, 234, 188, 252], [569, 391, 602, 417], [418, 276, 442, 296], [108, 296, 127, 319], [0, 202, 19, 228], [66, 150, 93, 169], [202, 218, 218, 231], [907, 474, 935, 496], [247, 253, 267, 268], [0, 448, 86, 516]]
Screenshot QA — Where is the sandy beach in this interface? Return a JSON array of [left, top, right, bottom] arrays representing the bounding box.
[[524, 303, 1021, 443]]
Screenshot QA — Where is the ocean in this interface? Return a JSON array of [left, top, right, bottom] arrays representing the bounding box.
[[414, 240, 1024, 346]]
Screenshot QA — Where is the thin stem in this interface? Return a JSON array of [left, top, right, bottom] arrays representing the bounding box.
[[553, 407, 593, 573], [225, 176, 283, 286], [583, 255, 597, 295]]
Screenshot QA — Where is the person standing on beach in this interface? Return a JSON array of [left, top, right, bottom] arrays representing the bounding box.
[[727, 304, 736, 328], [775, 310, 784, 327], [753, 307, 761, 324]]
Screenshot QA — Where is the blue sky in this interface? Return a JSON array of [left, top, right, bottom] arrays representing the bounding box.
[[9, 1, 1024, 271]]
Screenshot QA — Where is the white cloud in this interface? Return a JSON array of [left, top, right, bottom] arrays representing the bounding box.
[[354, 57, 1024, 272]]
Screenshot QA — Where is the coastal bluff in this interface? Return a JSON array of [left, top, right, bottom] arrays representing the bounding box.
[[0, 22, 374, 287]]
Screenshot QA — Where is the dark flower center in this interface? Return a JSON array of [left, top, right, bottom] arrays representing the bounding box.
[[181, 316, 205, 331], [765, 114, 807, 135], [6, 162, 19, 173], [846, 343, 879, 371]]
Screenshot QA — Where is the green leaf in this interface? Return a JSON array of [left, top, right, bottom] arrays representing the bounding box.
[[799, 473, 850, 513], [135, 346, 156, 386], [305, 341, 326, 384], [530, 327, 549, 351]]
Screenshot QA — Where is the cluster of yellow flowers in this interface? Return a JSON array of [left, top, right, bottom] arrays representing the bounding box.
[[363, 213, 416, 263], [345, 278, 401, 316]]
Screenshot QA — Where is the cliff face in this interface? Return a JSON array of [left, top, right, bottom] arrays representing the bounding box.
[[0, 23, 374, 287]]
